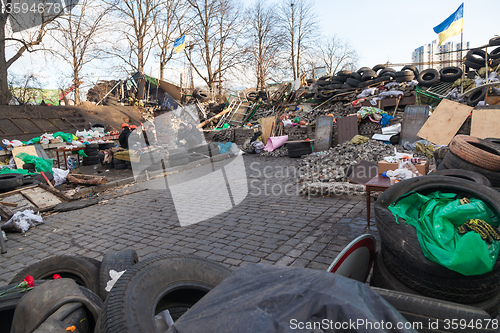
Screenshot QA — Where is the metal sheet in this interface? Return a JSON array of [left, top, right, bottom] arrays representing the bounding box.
[[400, 105, 430, 146], [336, 115, 358, 145], [314, 116, 333, 151]]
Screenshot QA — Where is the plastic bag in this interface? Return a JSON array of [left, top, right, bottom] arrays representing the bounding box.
[[53, 132, 74, 143], [389, 191, 500, 275], [15, 153, 53, 173], [52, 168, 70, 186], [218, 142, 232, 154], [1, 209, 43, 233]]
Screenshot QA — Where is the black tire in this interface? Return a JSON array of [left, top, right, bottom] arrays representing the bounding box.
[[0, 174, 23, 190], [401, 65, 419, 77], [485, 138, 500, 147], [168, 151, 189, 161], [436, 161, 447, 170], [346, 78, 361, 87], [112, 158, 126, 165], [287, 142, 311, 150], [443, 150, 500, 187], [434, 147, 450, 160], [330, 75, 347, 83], [490, 46, 500, 60], [9, 256, 100, 294], [378, 67, 396, 77], [188, 153, 206, 162], [347, 72, 362, 81], [317, 91, 334, 99], [371, 64, 387, 73], [98, 143, 115, 150], [375, 176, 500, 304], [22, 163, 35, 171], [86, 157, 100, 165], [0, 280, 47, 332], [316, 79, 329, 87], [357, 67, 371, 74], [395, 73, 414, 83], [336, 70, 352, 76], [379, 71, 396, 80], [466, 49, 487, 65], [417, 68, 440, 87], [464, 59, 483, 70], [490, 37, 500, 47], [372, 287, 495, 332], [169, 157, 189, 167], [99, 249, 139, 300], [467, 87, 488, 106], [429, 169, 491, 186], [288, 147, 312, 158], [114, 163, 128, 169], [318, 75, 331, 81], [99, 254, 231, 332], [370, 251, 418, 294], [323, 83, 343, 90], [361, 70, 377, 81], [440, 66, 463, 82]]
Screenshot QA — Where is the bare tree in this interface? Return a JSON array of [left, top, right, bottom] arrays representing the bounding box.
[[279, 0, 317, 80], [319, 35, 358, 75], [153, 0, 189, 81], [106, 0, 161, 74], [8, 73, 42, 105], [0, 1, 68, 104], [51, 0, 110, 104], [247, 0, 280, 90], [186, 0, 246, 97]]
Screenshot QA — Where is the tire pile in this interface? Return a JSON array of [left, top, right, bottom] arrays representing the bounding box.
[[372, 172, 500, 317], [1, 250, 230, 332], [437, 135, 500, 188]]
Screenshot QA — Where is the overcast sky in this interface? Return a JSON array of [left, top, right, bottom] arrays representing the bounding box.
[[7, 0, 500, 92]]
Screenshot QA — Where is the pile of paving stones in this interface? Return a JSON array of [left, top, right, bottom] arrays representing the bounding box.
[[259, 145, 288, 157], [297, 140, 414, 196]]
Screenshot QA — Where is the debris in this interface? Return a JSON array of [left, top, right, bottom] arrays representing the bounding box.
[[1, 209, 43, 233]]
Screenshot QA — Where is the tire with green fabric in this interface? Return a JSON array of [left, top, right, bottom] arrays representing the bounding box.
[[375, 176, 500, 304]]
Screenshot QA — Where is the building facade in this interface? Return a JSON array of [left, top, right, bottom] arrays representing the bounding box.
[[412, 40, 470, 71]]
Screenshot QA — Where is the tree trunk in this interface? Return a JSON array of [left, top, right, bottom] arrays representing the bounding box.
[[0, 15, 11, 105], [137, 38, 144, 74], [159, 61, 165, 81]]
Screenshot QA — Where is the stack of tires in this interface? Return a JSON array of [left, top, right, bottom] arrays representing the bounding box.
[[440, 135, 500, 188], [112, 158, 128, 169], [168, 148, 189, 167], [0, 249, 139, 332], [86, 143, 100, 166], [0, 174, 24, 192], [372, 175, 500, 316]]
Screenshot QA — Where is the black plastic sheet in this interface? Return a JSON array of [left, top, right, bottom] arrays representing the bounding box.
[[168, 264, 416, 333]]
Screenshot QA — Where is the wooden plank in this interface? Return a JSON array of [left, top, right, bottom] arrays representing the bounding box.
[[261, 116, 276, 145], [470, 109, 500, 139], [0, 204, 13, 220], [0, 185, 38, 200], [4, 194, 36, 213], [417, 99, 473, 146], [12, 145, 38, 169], [20, 187, 62, 209], [0, 201, 18, 207], [336, 114, 358, 144], [38, 183, 72, 202]]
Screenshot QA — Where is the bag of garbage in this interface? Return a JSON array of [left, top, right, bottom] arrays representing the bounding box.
[[389, 190, 500, 275], [53, 132, 74, 143], [52, 168, 70, 186], [15, 153, 53, 173], [1, 210, 43, 233]]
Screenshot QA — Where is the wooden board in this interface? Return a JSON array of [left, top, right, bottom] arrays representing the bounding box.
[[470, 109, 500, 139], [20, 187, 62, 209], [417, 99, 473, 146], [261, 116, 276, 145], [336, 114, 358, 145], [347, 160, 378, 185], [12, 145, 38, 169], [3, 194, 36, 213]]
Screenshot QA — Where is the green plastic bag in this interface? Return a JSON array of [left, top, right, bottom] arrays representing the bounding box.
[[15, 153, 53, 173], [0, 168, 36, 175], [53, 132, 74, 143], [389, 191, 500, 276], [78, 149, 87, 157]]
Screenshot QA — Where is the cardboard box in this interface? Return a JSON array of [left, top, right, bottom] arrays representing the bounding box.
[[378, 160, 429, 176]]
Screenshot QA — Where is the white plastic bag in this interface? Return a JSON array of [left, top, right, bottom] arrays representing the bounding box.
[[1, 210, 43, 233], [52, 168, 70, 186]]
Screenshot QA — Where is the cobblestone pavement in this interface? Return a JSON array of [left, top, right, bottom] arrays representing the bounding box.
[[0, 154, 379, 285]]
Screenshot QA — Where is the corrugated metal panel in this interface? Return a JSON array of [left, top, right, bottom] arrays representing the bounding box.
[[400, 105, 430, 146]]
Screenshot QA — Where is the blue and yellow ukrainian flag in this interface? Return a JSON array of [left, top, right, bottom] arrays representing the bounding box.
[[174, 36, 186, 53], [433, 3, 464, 46]]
